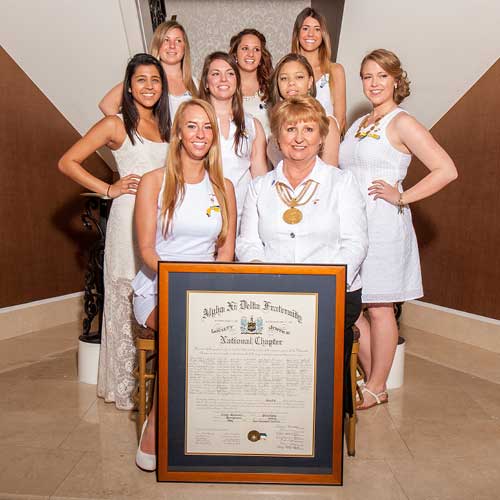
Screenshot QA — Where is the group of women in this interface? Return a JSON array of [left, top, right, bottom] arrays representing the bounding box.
[[58, 7, 457, 472]]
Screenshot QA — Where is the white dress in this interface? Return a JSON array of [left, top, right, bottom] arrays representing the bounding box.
[[219, 113, 256, 229], [169, 91, 193, 120], [243, 92, 270, 137], [315, 73, 333, 117], [97, 120, 168, 410], [132, 172, 221, 326], [339, 107, 423, 303]]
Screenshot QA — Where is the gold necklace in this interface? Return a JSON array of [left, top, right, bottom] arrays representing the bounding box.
[[275, 180, 319, 224], [354, 112, 386, 140]]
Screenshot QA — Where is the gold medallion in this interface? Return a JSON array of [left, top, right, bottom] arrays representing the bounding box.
[[247, 430, 261, 442], [283, 207, 303, 224]]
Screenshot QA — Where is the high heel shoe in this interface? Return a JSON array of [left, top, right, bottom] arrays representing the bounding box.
[[135, 419, 156, 471]]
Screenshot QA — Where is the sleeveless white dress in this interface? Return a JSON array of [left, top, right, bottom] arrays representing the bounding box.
[[315, 73, 333, 117], [132, 172, 222, 326], [339, 108, 423, 303], [169, 91, 192, 120], [219, 113, 256, 229], [97, 118, 168, 410], [243, 92, 270, 137]]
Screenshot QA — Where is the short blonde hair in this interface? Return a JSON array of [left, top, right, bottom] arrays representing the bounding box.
[[270, 96, 329, 141], [360, 49, 411, 104]]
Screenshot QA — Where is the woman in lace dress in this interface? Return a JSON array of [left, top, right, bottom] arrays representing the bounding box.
[[291, 7, 346, 132], [229, 28, 273, 136], [99, 20, 197, 119], [339, 49, 457, 409], [59, 53, 170, 409]]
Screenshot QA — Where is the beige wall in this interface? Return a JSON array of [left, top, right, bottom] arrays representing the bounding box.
[[0, 0, 144, 139], [338, 1, 500, 128], [165, 0, 310, 79]]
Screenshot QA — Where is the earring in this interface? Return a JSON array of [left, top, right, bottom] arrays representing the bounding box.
[[128, 87, 132, 93], [394, 83, 398, 89]]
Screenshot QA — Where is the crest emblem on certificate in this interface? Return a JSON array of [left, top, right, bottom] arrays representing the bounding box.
[[240, 316, 264, 334]]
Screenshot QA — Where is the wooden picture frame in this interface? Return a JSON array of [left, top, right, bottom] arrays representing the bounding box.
[[157, 262, 346, 485]]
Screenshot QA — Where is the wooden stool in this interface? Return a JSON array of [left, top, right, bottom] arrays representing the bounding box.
[[346, 326, 362, 457], [133, 328, 156, 434]]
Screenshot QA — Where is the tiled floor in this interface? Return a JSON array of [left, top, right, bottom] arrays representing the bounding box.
[[1, 322, 500, 500]]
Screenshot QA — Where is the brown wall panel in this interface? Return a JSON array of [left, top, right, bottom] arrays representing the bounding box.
[[405, 59, 500, 319], [0, 47, 112, 308], [311, 0, 345, 61]]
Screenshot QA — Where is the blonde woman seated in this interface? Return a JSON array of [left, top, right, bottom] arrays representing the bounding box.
[[267, 53, 340, 168], [237, 96, 368, 416], [132, 98, 236, 471]]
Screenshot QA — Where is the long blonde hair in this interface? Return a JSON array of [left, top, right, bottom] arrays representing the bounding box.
[[160, 99, 229, 246], [150, 20, 198, 97]]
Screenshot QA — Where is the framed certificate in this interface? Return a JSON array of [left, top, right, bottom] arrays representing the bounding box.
[[157, 262, 346, 485]]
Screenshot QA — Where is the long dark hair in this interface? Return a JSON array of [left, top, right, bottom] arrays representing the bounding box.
[[121, 53, 171, 144], [229, 28, 273, 102], [199, 51, 247, 156]]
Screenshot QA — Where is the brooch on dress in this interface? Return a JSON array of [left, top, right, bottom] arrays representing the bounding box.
[[318, 74, 329, 88], [206, 206, 220, 217]]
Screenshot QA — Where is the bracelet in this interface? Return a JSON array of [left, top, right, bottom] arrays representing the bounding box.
[[397, 193, 405, 214], [106, 184, 111, 197]]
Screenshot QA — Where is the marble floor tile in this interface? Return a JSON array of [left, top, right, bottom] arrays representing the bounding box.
[[0, 372, 96, 416], [60, 400, 137, 455], [387, 456, 500, 500], [350, 406, 412, 460], [0, 409, 82, 449], [0, 445, 83, 497], [52, 453, 407, 500]]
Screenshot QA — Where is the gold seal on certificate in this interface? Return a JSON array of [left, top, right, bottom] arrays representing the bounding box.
[[247, 430, 261, 442]]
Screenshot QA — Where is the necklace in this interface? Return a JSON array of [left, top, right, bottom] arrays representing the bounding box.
[[354, 112, 387, 140], [275, 180, 319, 224]]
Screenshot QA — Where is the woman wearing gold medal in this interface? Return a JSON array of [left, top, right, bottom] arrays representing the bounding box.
[[236, 96, 368, 415]]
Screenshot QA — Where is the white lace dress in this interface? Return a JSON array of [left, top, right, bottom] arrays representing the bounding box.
[[97, 121, 168, 410], [339, 108, 423, 303]]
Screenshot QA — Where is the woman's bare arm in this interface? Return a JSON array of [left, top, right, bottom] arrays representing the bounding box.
[[58, 116, 140, 197], [330, 62, 346, 133], [135, 168, 164, 272], [321, 116, 340, 166], [98, 82, 123, 116], [216, 179, 237, 261], [250, 118, 269, 178]]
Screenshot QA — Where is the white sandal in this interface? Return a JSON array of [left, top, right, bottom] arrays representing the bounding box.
[[357, 387, 388, 411]]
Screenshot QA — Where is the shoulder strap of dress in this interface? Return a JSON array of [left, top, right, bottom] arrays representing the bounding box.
[[384, 107, 407, 121]]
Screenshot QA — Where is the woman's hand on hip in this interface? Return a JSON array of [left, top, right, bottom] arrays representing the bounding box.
[[368, 179, 400, 205], [108, 174, 142, 198]]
